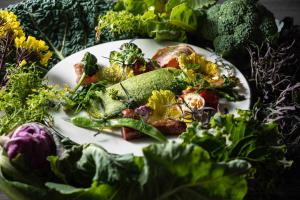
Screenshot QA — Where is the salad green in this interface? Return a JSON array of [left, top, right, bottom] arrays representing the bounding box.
[[0, 0, 299, 199]]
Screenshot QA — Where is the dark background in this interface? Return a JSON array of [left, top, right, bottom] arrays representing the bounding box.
[[1, 0, 300, 200]]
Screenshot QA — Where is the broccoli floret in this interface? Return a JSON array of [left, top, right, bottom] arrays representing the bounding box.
[[200, 0, 278, 57]]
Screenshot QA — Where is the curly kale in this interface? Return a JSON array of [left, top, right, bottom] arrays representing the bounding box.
[[200, 0, 278, 57], [8, 0, 116, 66]]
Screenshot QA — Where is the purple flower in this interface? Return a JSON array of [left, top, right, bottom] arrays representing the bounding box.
[[4, 123, 56, 168], [134, 105, 153, 120]]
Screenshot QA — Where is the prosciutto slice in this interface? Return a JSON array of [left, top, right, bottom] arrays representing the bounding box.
[[152, 44, 195, 68]]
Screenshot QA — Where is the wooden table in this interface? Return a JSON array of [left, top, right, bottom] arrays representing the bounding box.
[[1, 1, 300, 200]]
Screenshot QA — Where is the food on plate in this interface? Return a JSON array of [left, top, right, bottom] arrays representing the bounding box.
[[73, 52, 102, 91], [66, 42, 245, 141], [97, 68, 180, 117], [152, 44, 195, 68]]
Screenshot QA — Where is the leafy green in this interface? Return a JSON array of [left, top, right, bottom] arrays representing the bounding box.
[[96, 10, 188, 42], [166, 0, 217, 12], [140, 142, 248, 200], [46, 182, 116, 200], [169, 3, 198, 32], [8, 0, 116, 65], [115, 0, 148, 15], [97, 0, 218, 43], [0, 148, 59, 200], [82, 52, 99, 76], [181, 110, 285, 161], [65, 81, 107, 116], [109, 43, 144, 66], [180, 110, 288, 195], [0, 68, 65, 135], [96, 10, 142, 41], [45, 142, 248, 200]]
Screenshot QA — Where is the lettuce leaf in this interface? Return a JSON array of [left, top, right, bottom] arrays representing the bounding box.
[[166, 0, 217, 13], [180, 110, 288, 196], [181, 110, 286, 162], [169, 3, 198, 32]]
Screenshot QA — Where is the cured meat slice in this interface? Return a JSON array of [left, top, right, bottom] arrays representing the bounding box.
[[152, 44, 195, 68]]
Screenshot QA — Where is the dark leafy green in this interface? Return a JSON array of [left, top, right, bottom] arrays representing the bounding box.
[[180, 109, 289, 196], [8, 0, 116, 65], [45, 142, 249, 200], [82, 52, 98, 76], [65, 81, 107, 116], [0, 148, 59, 200]]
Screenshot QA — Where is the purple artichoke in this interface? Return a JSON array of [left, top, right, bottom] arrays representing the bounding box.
[[3, 123, 56, 168], [134, 105, 153, 120]]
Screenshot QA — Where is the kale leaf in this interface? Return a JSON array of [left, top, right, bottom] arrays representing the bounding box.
[[8, 0, 116, 66]]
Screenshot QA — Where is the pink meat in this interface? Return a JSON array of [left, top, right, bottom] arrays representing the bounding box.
[[152, 44, 195, 68]]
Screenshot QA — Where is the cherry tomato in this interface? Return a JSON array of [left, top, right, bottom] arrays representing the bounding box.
[[200, 90, 219, 109]]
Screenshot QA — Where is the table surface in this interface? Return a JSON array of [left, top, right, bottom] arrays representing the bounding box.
[[1, 0, 300, 200]]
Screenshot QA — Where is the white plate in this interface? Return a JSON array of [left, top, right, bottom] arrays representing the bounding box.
[[45, 39, 251, 156]]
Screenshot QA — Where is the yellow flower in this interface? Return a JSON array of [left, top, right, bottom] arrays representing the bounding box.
[[0, 10, 24, 39], [40, 51, 53, 66], [14, 35, 52, 66], [19, 59, 27, 67], [102, 64, 134, 83], [147, 90, 181, 121], [178, 53, 220, 79], [14, 36, 26, 48]]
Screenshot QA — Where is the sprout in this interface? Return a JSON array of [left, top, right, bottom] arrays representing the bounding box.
[[3, 123, 56, 168]]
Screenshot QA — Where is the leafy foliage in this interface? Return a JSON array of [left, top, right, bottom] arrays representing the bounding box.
[[180, 110, 289, 196], [8, 0, 116, 65], [0, 68, 65, 135], [97, 0, 217, 43], [45, 142, 249, 200]]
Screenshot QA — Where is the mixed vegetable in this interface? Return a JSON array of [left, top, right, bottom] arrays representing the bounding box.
[[0, 0, 299, 199], [65, 42, 244, 141]]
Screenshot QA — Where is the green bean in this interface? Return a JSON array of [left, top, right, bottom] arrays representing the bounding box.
[[71, 116, 104, 129], [71, 117, 167, 142]]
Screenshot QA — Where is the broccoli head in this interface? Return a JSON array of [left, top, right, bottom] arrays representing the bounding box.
[[200, 0, 278, 57]]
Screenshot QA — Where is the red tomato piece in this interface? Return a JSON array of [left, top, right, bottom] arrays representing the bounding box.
[[199, 90, 219, 109]]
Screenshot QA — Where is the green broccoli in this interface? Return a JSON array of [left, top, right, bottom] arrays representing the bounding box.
[[200, 0, 278, 57]]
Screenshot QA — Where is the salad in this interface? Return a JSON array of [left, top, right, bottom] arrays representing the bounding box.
[[1, 0, 299, 199], [65, 42, 245, 141]]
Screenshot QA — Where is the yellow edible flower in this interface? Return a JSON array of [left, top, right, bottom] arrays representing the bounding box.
[[0, 10, 24, 39], [19, 59, 27, 67], [14, 35, 52, 66], [40, 51, 53, 66], [102, 64, 134, 83], [178, 53, 220, 79], [147, 90, 181, 121]]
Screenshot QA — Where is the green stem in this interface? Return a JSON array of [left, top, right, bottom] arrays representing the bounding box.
[[73, 72, 86, 93], [27, 12, 65, 60]]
